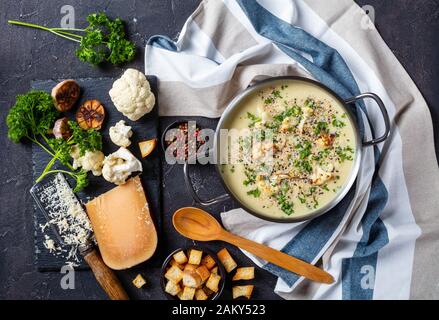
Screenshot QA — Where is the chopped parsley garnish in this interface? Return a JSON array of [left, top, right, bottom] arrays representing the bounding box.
[[247, 112, 262, 127], [332, 116, 346, 128], [272, 90, 282, 99], [277, 192, 294, 215], [264, 97, 274, 104], [336, 146, 354, 162], [305, 98, 317, 109], [243, 169, 256, 186], [313, 196, 319, 209], [314, 121, 329, 135], [312, 149, 331, 162], [247, 188, 261, 198], [264, 90, 283, 105], [294, 159, 313, 173], [296, 140, 312, 159], [273, 105, 302, 125]]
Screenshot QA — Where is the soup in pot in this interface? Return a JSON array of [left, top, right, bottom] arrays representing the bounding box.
[[220, 79, 357, 219]]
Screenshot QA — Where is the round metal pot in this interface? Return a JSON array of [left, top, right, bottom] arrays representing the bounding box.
[[183, 76, 390, 223]]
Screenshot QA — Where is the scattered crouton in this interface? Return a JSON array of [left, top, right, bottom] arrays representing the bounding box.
[[205, 273, 221, 293], [188, 249, 203, 265], [195, 288, 209, 300], [173, 251, 188, 265], [232, 285, 254, 299], [201, 255, 216, 269], [165, 265, 184, 283], [165, 280, 181, 296], [138, 138, 157, 158], [132, 274, 146, 288], [180, 287, 196, 300], [183, 269, 203, 288], [217, 248, 237, 273], [232, 267, 255, 281]]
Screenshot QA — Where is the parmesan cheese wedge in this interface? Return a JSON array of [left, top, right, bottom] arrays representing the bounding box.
[[85, 176, 157, 270]]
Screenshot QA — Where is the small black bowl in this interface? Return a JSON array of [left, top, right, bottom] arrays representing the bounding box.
[[161, 120, 208, 162], [160, 246, 226, 300]]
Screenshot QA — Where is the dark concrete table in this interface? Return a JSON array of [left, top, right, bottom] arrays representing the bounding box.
[[0, 0, 438, 299]]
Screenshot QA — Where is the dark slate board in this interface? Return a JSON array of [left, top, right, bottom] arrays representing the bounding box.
[[31, 77, 162, 271]]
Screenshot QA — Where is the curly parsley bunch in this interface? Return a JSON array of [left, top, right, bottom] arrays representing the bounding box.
[[8, 12, 136, 66], [6, 91, 103, 192]]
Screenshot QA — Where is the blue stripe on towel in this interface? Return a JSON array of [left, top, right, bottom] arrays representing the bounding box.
[[265, 187, 356, 287], [147, 35, 179, 51], [237, 0, 389, 293], [341, 150, 389, 299]]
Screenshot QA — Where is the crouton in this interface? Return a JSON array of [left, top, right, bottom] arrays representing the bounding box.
[[232, 285, 254, 299], [180, 287, 196, 300], [217, 248, 237, 273], [196, 265, 211, 283], [132, 274, 146, 288], [195, 288, 209, 300], [173, 250, 188, 265], [205, 273, 221, 293], [211, 266, 219, 274], [184, 264, 197, 272], [201, 255, 216, 269], [183, 269, 203, 288], [188, 249, 203, 265], [165, 280, 181, 296], [232, 267, 255, 281], [165, 265, 184, 283]]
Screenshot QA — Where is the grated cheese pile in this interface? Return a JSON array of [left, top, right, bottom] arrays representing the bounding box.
[[38, 173, 93, 265]]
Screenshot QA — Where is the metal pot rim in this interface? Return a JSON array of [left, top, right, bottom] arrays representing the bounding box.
[[212, 76, 363, 223]]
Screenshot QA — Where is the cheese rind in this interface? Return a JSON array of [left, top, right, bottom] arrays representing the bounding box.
[[85, 176, 157, 270]]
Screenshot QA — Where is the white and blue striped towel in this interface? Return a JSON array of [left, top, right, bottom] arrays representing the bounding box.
[[146, 0, 439, 299]]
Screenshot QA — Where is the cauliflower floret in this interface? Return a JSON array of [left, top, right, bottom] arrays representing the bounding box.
[[257, 105, 272, 124], [297, 106, 313, 133], [310, 163, 334, 185], [102, 147, 142, 185], [109, 120, 133, 147], [71, 145, 104, 176], [109, 68, 155, 121]]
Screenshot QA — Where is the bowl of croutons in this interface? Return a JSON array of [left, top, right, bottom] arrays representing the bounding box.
[[161, 246, 226, 300]]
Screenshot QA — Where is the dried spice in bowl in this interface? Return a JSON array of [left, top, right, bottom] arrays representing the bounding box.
[[162, 121, 208, 162]]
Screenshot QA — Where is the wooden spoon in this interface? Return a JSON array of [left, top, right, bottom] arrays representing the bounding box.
[[173, 207, 334, 284]]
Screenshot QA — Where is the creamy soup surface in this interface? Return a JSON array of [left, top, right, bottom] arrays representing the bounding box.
[[220, 80, 357, 219]]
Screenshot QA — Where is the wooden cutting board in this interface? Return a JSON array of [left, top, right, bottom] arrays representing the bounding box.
[[31, 76, 162, 271]]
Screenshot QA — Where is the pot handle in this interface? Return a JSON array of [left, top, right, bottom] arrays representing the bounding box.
[[183, 159, 230, 206], [345, 93, 391, 146]]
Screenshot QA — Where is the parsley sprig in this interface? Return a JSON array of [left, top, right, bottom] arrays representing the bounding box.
[[8, 13, 136, 66], [6, 91, 103, 192]]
